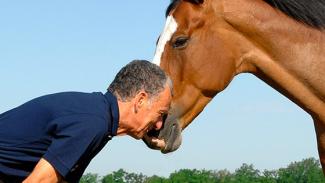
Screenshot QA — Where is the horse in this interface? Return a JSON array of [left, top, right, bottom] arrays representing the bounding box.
[[141, 0, 325, 173]]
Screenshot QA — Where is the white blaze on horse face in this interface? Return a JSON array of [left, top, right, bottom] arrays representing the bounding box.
[[153, 15, 178, 66]]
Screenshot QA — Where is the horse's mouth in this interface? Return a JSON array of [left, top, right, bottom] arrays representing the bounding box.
[[147, 128, 160, 138], [142, 129, 163, 150], [142, 120, 182, 153]]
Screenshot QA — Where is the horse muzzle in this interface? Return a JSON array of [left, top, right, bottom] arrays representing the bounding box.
[[142, 115, 182, 153]]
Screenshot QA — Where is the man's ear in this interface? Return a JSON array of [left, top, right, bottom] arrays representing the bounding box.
[[134, 91, 148, 113]]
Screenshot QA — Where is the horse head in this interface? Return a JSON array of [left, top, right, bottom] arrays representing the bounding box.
[[147, 0, 270, 153], [145, 0, 238, 153]]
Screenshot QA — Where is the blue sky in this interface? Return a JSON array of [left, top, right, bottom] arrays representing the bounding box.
[[0, 0, 318, 177]]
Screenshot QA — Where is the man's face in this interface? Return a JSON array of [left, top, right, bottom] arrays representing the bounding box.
[[131, 85, 172, 139]]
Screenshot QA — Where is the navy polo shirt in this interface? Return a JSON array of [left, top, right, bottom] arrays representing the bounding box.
[[0, 91, 119, 183]]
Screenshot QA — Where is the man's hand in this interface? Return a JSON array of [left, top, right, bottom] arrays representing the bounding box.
[[23, 158, 63, 183]]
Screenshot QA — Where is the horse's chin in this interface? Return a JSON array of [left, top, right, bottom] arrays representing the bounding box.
[[142, 118, 182, 153]]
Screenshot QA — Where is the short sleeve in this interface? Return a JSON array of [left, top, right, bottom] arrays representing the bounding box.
[[43, 115, 107, 178]]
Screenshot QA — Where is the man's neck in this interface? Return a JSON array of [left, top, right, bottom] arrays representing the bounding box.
[[116, 100, 133, 136]]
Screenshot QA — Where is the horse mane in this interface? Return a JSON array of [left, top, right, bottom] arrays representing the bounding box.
[[166, 0, 325, 29], [166, 0, 180, 17], [166, 0, 202, 17], [264, 0, 325, 29]]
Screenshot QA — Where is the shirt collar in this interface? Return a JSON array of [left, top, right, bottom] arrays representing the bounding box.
[[104, 91, 119, 137]]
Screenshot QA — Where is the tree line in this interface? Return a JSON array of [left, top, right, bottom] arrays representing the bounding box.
[[80, 157, 325, 183]]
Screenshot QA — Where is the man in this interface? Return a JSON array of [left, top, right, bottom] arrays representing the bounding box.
[[0, 60, 172, 183]]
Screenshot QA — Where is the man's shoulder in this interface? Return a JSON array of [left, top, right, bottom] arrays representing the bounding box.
[[37, 91, 101, 100], [5, 91, 109, 126], [35, 91, 106, 113]]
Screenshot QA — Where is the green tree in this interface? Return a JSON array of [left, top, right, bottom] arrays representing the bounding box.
[[85, 157, 325, 183], [169, 169, 194, 183], [259, 170, 277, 183], [233, 163, 260, 183], [277, 158, 325, 183], [102, 169, 127, 183], [214, 169, 233, 183], [169, 169, 216, 183], [145, 175, 170, 183], [80, 173, 99, 183], [125, 172, 147, 183]]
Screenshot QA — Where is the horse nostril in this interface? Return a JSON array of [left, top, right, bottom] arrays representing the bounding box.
[[161, 114, 168, 129]]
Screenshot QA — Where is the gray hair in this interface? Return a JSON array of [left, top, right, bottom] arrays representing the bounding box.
[[108, 60, 172, 102]]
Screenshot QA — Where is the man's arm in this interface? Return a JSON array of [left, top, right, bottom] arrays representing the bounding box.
[[23, 158, 62, 183]]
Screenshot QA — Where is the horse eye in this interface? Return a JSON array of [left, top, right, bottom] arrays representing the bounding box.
[[172, 37, 189, 49]]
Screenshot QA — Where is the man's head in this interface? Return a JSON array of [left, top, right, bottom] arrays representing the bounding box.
[[109, 60, 172, 142]]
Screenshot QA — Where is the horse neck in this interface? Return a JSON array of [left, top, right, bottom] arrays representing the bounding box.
[[248, 43, 325, 121], [222, 0, 325, 121]]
